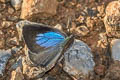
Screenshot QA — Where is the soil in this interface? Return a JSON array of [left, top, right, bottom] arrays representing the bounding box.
[[0, 0, 119, 80]]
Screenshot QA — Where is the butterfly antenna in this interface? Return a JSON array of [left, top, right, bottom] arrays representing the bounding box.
[[66, 17, 72, 35]]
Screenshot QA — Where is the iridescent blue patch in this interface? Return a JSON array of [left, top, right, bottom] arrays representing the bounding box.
[[36, 32, 65, 48]]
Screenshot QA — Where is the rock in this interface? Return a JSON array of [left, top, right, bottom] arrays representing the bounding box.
[[94, 64, 105, 76], [22, 57, 45, 79], [0, 0, 5, 2], [0, 38, 5, 49], [44, 76, 56, 80], [86, 17, 95, 30], [1, 21, 13, 28], [75, 25, 89, 36], [32, 0, 58, 15], [0, 4, 6, 12], [0, 30, 5, 49], [76, 15, 85, 24], [0, 49, 12, 75], [20, 0, 58, 19], [87, 7, 98, 17], [63, 39, 95, 79], [104, 1, 120, 38], [7, 16, 18, 21], [53, 24, 63, 31], [11, 0, 22, 10], [0, 0, 10, 2], [6, 37, 19, 48], [11, 56, 22, 70], [111, 39, 120, 61], [20, 0, 34, 19], [8, 7, 15, 14], [97, 5, 105, 17], [103, 61, 120, 80], [10, 67, 24, 80]]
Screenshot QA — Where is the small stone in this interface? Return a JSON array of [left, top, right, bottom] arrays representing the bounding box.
[[20, 0, 34, 19], [111, 39, 120, 61], [87, 7, 98, 17], [0, 38, 5, 49], [63, 39, 95, 79], [1, 21, 13, 28], [0, 0, 10, 2], [0, 30, 5, 49], [104, 1, 120, 38], [44, 76, 56, 80], [0, 0, 5, 2], [7, 16, 18, 21], [86, 17, 95, 30], [6, 37, 18, 48], [94, 64, 105, 76], [76, 15, 85, 23], [11, 56, 22, 70], [97, 5, 105, 17], [10, 67, 24, 80], [53, 24, 63, 31], [103, 61, 120, 80], [22, 57, 45, 79], [75, 25, 89, 36], [11, 0, 22, 10], [0, 49, 12, 75], [8, 7, 15, 14], [0, 4, 6, 12], [20, 0, 58, 19], [32, 0, 58, 15]]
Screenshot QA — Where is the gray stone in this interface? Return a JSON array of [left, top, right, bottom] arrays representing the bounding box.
[[0, 49, 12, 75], [11, 56, 22, 70], [63, 39, 95, 79], [44, 76, 56, 80], [32, 0, 58, 15], [11, 0, 22, 10], [111, 39, 120, 61], [10, 67, 24, 80]]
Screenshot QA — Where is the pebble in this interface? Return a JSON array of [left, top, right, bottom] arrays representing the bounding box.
[[0, 30, 5, 49], [0, 49, 12, 75], [0, 0, 5, 2], [63, 39, 95, 79], [20, 0, 58, 19], [10, 67, 24, 80], [32, 0, 58, 15], [111, 39, 120, 61], [11, 0, 22, 10], [20, 0, 34, 19], [0, 0, 10, 2], [8, 7, 15, 14], [22, 57, 45, 79], [44, 76, 56, 80], [76, 25, 89, 36], [1, 21, 13, 28], [104, 1, 120, 38], [11, 56, 22, 70], [6, 37, 19, 48]]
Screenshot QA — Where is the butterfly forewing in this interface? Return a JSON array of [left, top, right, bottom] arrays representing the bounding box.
[[22, 24, 66, 53], [22, 24, 67, 67]]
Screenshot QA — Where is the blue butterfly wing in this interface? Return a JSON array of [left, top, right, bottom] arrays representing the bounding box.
[[36, 32, 65, 48], [22, 24, 67, 67]]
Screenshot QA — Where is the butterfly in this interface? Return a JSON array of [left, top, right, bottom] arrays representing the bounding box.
[[21, 23, 74, 69]]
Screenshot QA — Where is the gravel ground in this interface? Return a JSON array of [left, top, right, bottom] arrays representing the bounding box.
[[0, 0, 119, 80]]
